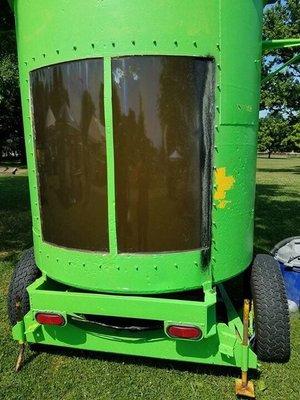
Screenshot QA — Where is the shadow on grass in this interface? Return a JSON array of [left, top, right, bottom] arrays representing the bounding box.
[[0, 161, 27, 169], [0, 175, 32, 262], [257, 166, 300, 174], [254, 183, 300, 254], [26, 343, 260, 380]]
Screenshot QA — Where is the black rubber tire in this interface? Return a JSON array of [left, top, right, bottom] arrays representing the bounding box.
[[7, 248, 41, 326], [251, 254, 290, 362]]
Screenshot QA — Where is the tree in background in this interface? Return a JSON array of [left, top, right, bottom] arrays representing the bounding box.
[[259, 0, 300, 157], [0, 1, 25, 164], [259, 116, 290, 158]]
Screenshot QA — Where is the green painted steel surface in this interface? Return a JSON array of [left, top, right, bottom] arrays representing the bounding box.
[[28, 276, 217, 338], [21, 316, 257, 369], [10, 277, 257, 369], [12, 0, 264, 294]]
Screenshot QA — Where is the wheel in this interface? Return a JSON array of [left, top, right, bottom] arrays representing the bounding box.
[[251, 254, 290, 362], [7, 248, 41, 326]]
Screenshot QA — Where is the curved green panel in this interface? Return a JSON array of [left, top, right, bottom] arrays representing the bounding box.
[[13, 0, 264, 293]]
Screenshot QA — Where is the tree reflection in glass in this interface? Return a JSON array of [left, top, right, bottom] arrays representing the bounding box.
[[112, 56, 214, 253], [31, 59, 108, 251]]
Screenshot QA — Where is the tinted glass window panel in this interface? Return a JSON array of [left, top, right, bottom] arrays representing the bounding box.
[[31, 59, 108, 251], [112, 56, 214, 252]]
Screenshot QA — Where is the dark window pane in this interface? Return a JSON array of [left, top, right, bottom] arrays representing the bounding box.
[[31, 59, 108, 251], [112, 56, 214, 252]]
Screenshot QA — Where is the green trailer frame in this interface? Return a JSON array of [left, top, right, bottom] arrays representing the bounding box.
[[13, 277, 257, 371]]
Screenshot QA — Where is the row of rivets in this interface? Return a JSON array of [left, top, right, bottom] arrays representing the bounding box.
[[23, 40, 203, 65]]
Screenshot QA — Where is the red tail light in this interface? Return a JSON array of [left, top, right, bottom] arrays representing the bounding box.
[[36, 312, 65, 326], [167, 325, 202, 340]]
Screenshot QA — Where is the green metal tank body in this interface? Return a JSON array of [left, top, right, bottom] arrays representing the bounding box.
[[13, 0, 264, 294]]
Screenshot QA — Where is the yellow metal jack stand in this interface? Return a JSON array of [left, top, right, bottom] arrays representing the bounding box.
[[14, 301, 26, 372], [235, 299, 255, 398]]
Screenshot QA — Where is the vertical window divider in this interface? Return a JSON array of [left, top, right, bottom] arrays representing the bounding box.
[[104, 57, 118, 254]]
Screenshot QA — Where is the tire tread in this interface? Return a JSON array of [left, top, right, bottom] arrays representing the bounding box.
[[251, 254, 290, 362], [7, 248, 40, 326]]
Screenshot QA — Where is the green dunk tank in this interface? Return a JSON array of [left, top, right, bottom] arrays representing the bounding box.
[[7, 0, 300, 393]]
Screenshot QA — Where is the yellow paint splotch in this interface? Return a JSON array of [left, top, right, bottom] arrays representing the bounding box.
[[214, 167, 235, 209]]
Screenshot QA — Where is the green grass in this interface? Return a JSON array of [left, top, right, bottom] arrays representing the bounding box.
[[0, 158, 299, 400], [254, 157, 300, 253]]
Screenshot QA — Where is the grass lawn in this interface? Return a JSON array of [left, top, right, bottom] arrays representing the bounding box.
[[0, 158, 299, 400]]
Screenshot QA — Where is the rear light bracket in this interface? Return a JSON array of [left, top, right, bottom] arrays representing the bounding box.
[[34, 310, 67, 327], [164, 321, 204, 341]]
